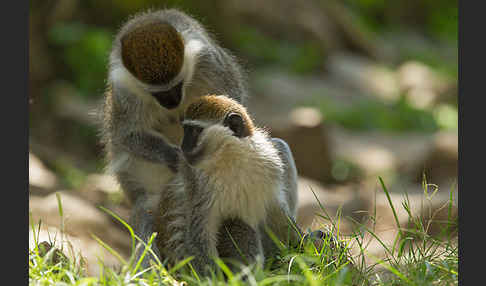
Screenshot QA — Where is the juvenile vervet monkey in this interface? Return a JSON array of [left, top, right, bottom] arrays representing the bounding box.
[[154, 95, 303, 274], [100, 9, 248, 264]]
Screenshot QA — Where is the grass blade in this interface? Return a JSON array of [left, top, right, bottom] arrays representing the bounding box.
[[379, 177, 403, 254], [91, 234, 127, 265], [98, 206, 136, 256]]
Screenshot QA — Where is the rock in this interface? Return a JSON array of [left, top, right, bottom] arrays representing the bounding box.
[[29, 139, 96, 180], [77, 173, 122, 205], [380, 30, 458, 73], [413, 131, 458, 188], [29, 192, 131, 257], [406, 88, 438, 109], [248, 70, 318, 120], [328, 127, 435, 183], [362, 186, 457, 237], [289, 107, 323, 128], [329, 128, 457, 191], [246, 68, 372, 130], [225, 0, 342, 53], [397, 61, 450, 93], [29, 152, 58, 196], [346, 184, 457, 265], [82, 174, 120, 194], [296, 177, 369, 234], [326, 53, 401, 102], [247, 68, 364, 115], [270, 108, 333, 183], [29, 224, 125, 276], [397, 61, 453, 109], [247, 70, 365, 184], [34, 241, 70, 266], [209, 0, 381, 59]]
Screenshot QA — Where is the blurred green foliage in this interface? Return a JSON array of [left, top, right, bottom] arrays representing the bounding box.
[[27, 0, 458, 208], [232, 26, 325, 74], [310, 95, 441, 133], [344, 0, 458, 43], [398, 49, 458, 80], [31, 0, 457, 139], [331, 159, 363, 182], [49, 23, 112, 97]]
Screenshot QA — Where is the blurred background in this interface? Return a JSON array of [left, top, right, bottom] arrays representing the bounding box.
[[29, 0, 458, 275]]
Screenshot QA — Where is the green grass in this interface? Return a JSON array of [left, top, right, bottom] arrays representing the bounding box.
[[303, 95, 444, 133], [29, 178, 458, 285]]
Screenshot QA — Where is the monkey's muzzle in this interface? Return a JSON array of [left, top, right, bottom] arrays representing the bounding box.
[[181, 124, 204, 163], [152, 82, 183, 109]]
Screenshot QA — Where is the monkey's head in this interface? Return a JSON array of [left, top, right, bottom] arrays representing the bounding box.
[[180, 95, 258, 165], [181, 94, 283, 197], [119, 20, 185, 109]]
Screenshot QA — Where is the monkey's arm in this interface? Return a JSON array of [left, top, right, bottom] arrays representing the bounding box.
[[272, 138, 299, 213], [130, 193, 162, 268], [270, 138, 301, 238], [107, 86, 182, 172], [268, 138, 337, 253], [182, 174, 217, 275], [260, 138, 303, 258], [120, 131, 181, 172]]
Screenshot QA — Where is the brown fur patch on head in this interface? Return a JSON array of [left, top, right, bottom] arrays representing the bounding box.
[[121, 21, 184, 85], [185, 95, 255, 135]]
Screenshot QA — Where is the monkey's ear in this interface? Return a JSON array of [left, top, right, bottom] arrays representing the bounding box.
[[224, 112, 248, 138]]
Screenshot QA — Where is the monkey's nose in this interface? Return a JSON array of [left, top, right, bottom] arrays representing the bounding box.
[[152, 81, 183, 109]]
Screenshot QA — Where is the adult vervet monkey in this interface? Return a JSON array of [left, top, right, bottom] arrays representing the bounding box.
[[100, 9, 247, 266]]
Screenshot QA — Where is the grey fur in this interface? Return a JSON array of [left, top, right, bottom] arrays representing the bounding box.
[[129, 193, 161, 268], [178, 159, 265, 275], [109, 8, 248, 102], [272, 138, 299, 217], [217, 218, 263, 274], [257, 138, 302, 260], [119, 130, 181, 172], [167, 123, 301, 275], [100, 9, 248, 267], [182, 167, 216, 274], [101, 8, 313, 272]]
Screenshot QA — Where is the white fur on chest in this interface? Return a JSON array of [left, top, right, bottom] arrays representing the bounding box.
[[208, 178, 281, 230], [130, 158, 175, 194], [196, 128, 284, 233], [108, 151, 175, 195]]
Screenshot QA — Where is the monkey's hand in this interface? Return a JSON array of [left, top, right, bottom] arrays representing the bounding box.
[[130, 194, 162, 269], [121, 132, 181, 172]]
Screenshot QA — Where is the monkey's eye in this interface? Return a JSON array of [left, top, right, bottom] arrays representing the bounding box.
[[224, 112, 247, 138]]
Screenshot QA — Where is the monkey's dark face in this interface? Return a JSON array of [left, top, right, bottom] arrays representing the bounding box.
[[120, 21, 186, 110], [181, 112, 249, 164], [151, 81, 183, 109]]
